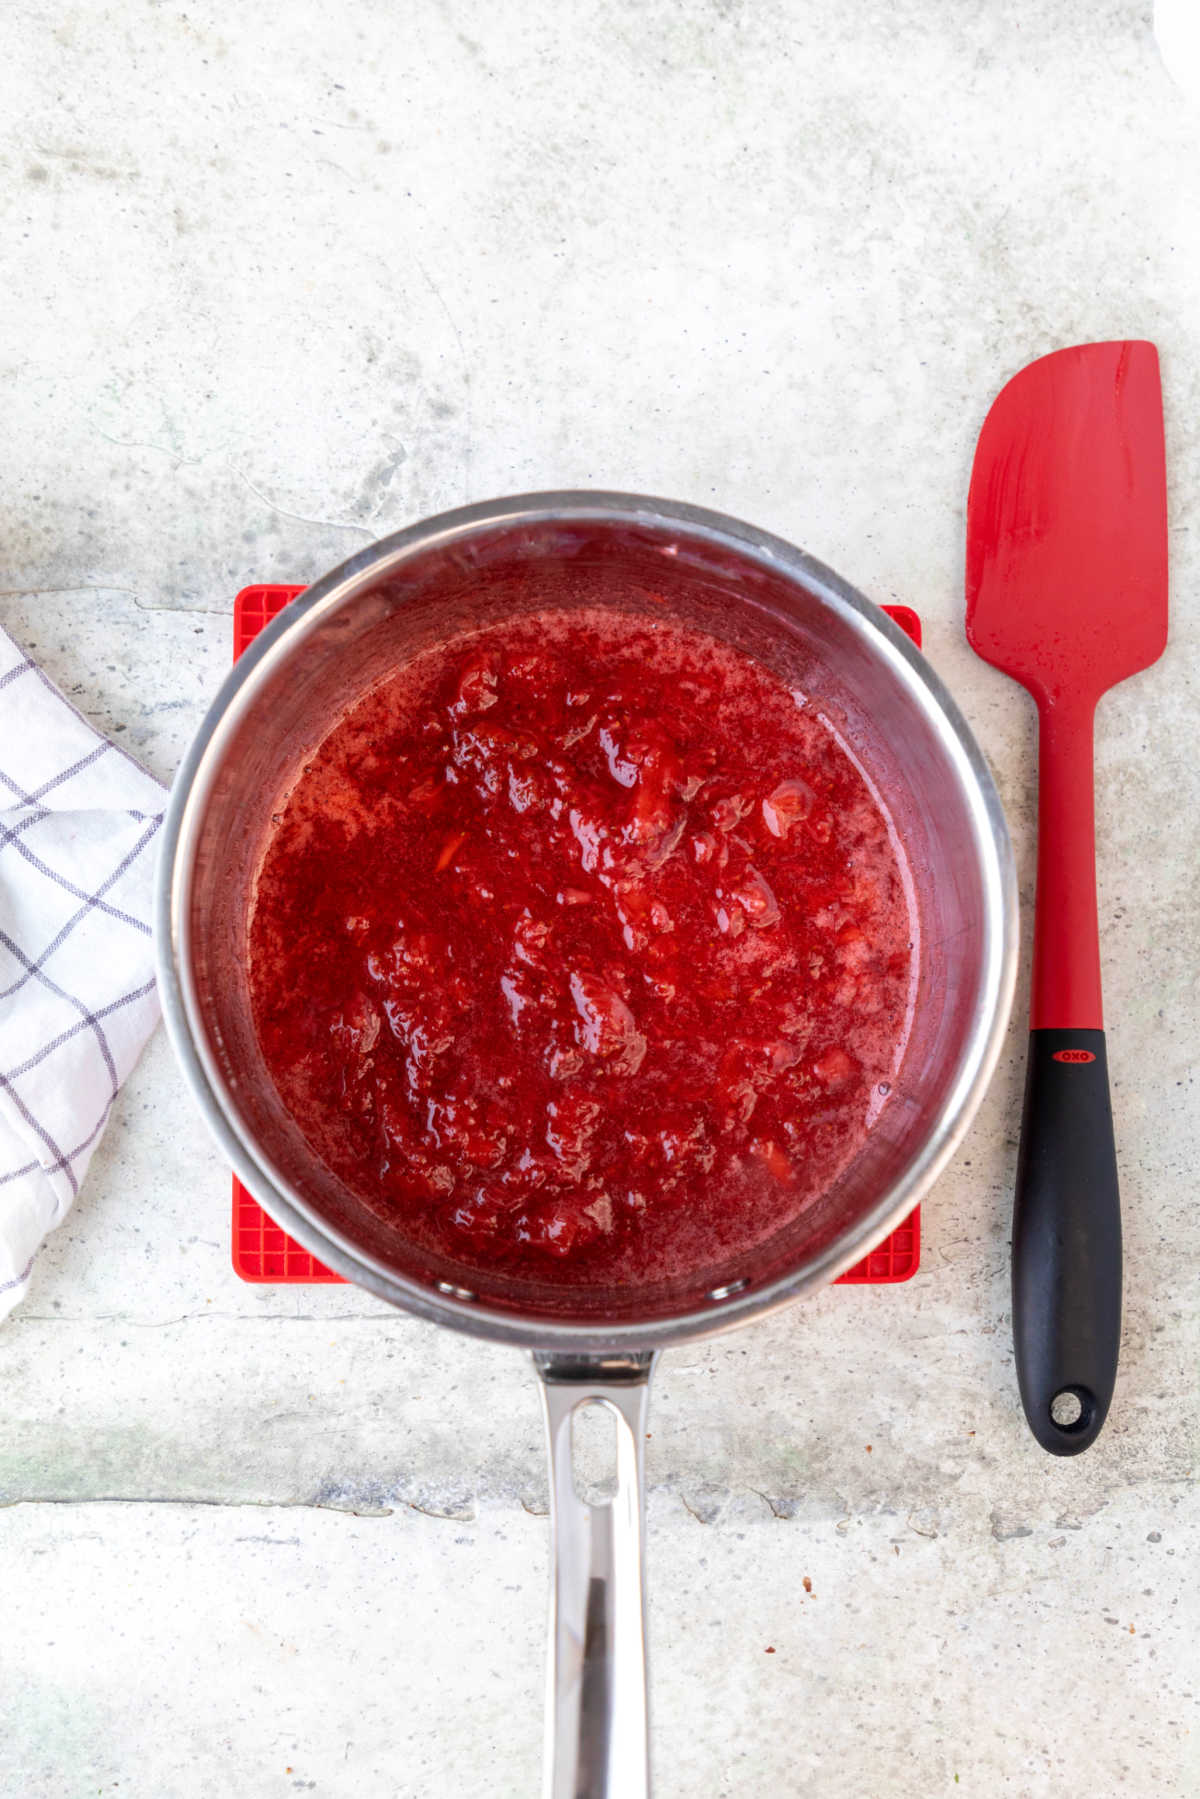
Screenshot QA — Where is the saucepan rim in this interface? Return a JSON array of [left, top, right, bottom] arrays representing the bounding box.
[[155, 490, 1017, 1352]]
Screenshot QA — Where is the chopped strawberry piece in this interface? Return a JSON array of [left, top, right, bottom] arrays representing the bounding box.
[[751, 1138, 793, 1182], [813, 1045, 856, 1089], [761, 780, 814, 839], [435, 831, 466, 873], [729, 866, 781, 929], [451, 653, 499, 716], [569, 968, 648, 1076]]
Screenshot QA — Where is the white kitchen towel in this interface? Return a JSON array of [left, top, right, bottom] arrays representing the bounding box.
[[0, 628, 165, 1320]]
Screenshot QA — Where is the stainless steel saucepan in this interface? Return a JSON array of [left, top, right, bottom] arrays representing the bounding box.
[[156, 492, 1016, 1797]]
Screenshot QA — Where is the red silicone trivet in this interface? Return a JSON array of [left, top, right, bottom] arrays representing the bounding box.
[[230, 583, 921, 1285]]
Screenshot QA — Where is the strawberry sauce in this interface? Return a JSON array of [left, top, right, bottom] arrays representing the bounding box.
[[249, 609, 915, 1285]]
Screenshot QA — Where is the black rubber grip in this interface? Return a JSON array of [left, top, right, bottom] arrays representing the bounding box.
[[1012, 1029, 1121, 1455]]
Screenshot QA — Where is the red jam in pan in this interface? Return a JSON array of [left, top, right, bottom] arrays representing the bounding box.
[[249, 608, 916, 1287]]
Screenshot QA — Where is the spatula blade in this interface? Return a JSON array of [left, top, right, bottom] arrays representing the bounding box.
[[966, 341, 1167, 704]]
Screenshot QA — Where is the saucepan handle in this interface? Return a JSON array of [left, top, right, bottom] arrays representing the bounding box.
[[533, 1351, 658, 1799]]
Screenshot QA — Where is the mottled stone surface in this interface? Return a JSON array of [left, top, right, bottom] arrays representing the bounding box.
[[1, 3, 1198, 1795]]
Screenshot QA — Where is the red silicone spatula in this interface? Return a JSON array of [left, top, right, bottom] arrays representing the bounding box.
[[966, 341, 1168, 1455]]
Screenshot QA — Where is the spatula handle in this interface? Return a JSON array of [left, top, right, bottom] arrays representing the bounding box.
[[1016, 697, 1120, 1453], [1032, 698, 1102, 1030], [1012, 1029, 1121, 1453]]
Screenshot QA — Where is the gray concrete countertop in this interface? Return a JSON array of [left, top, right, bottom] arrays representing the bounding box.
[[1, 5, 1197, 1796]]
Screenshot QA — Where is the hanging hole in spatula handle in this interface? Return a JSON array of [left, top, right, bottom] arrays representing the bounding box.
[[1049, 1385, 1094, 1434]]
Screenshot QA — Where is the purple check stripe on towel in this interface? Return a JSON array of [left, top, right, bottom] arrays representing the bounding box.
[[0, 631, 166, 1318]]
